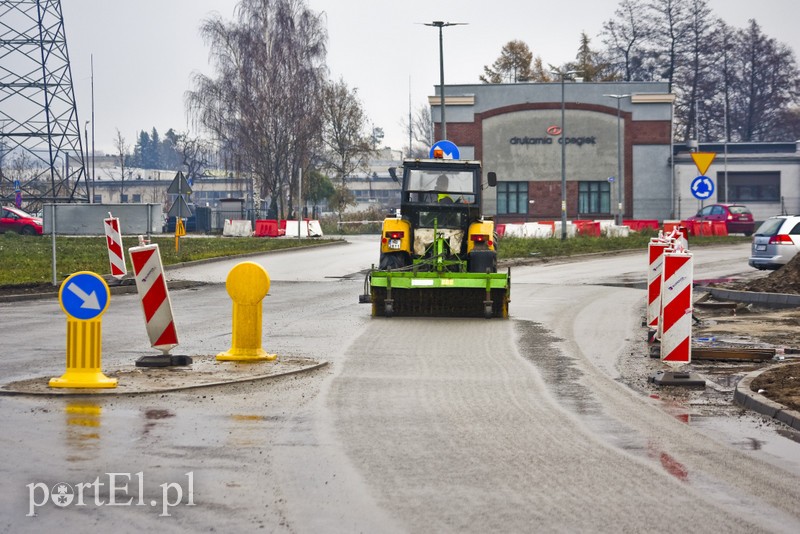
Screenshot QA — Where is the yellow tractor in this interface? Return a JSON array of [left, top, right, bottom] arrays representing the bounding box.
[[361, 151, 510, 318]]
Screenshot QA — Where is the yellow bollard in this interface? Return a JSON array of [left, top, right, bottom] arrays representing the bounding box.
[[216, 262, 277, 362], [50, 272, 117, 388]]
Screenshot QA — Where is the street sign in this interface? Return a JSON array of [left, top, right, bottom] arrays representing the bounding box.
[[691, 175, 715, 200], [691, 152, 716, 176], [59, 271, 110, 321], [430, 140, 460, 160], [167, 171, 193, 194], [168, 194, 192, 218], [175, 217, 186, 237]]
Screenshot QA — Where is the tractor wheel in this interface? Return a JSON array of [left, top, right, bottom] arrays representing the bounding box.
[[468, 251, 497, 273], [379, 252, 409, 270]]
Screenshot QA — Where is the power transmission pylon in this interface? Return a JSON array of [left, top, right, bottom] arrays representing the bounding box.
[[0, 0, 88, 212]]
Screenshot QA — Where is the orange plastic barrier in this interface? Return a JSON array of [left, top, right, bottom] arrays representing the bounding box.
[[495, 224, 506, 238], [711, 221, 728, 236]]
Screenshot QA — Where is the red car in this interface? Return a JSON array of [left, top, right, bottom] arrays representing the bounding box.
[[687, 203, 754, 236], [1, 206, 43, 235]]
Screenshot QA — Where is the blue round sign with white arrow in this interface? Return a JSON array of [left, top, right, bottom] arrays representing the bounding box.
[[429, 140, 460, 160], [690, 175, 715, 200], [59, 271, 110, 320]]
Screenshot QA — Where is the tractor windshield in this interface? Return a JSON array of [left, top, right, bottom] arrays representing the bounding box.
[[405, 169, 477, 204]]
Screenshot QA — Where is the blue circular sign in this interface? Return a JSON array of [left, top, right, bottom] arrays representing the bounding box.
[[429, 140, 460, 160], [59, 272, 110, 320], [690, 175, 715, 200]]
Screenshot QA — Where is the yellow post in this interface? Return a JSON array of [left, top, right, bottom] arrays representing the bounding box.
[[50, 272, 117, 389], [216, 262, 277, 362]]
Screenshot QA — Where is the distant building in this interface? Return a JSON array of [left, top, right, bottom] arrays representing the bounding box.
[[346, 148, 403, 213], [673, 142, 800, 222]]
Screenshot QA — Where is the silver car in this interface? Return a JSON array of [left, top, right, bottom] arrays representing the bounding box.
[[748, 215, 800, 270]]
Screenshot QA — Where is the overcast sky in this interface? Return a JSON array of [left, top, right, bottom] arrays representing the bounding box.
[[62, 0, 800, 155]]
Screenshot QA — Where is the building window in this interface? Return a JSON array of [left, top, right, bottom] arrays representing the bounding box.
[[578, 181, 610, 214], [497, 181, 528, 214], [120, 194, 128, 203], [93, 194, 102, 203], [132, 194, 141, 203], [717, 171, 780, 202]]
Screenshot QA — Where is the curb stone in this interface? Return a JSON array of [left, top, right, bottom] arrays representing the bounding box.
[[734, 367, 800, 431]]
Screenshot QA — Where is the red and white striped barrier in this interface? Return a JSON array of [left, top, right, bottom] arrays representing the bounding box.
[[659, 250, 693, 366], [647, 238, 669, 329], [104, 214, 127, 279], [129, 244, 179, 353]]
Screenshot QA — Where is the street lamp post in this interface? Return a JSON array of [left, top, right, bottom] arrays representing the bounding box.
[[550, 69, 581, 240], [424, 21, 466, 141], [604, 94, 630, 225]]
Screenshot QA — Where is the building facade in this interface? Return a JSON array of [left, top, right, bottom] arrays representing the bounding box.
[[431, 82, 675, 223]]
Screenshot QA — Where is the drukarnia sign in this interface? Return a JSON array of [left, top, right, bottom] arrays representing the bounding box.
[[509, 135, 597, 147], [510, 124, 597, 147]]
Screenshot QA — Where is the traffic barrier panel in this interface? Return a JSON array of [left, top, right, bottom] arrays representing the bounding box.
[[129, 244, 179, 353], [660, 251, 694, 366], [647, 239, 670, 329], [50, 271, 117, 389], [284, 219, 309, 237], [625, 219, 659, 232], [217, 262, 277, 361], [223, 219, 253, 237], [307, 219, 323, 237], [712, 221, 728, 236], [103, 214, 127, 279], [577, 221, 601, 237], [254, 219, 280, 237]]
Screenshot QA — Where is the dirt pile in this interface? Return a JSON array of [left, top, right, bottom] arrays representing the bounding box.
[[743, 253, 800, 295]]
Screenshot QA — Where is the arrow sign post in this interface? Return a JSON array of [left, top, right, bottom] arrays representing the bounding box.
[[51, 271, 117, 388]]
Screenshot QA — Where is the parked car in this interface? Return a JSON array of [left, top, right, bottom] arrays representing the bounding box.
[[748, 215, 800, 270], [686, 203, 755, 235], [0, 205, 43, 235]]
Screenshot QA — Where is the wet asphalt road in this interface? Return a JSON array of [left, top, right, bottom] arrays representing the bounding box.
[[1, 238, 799, 532]]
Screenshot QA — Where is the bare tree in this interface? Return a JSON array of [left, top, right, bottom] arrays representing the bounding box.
[[400, 104, 433, 158], [601, 0, 652, 81], [186, 0, 327, 218], [648, 0, 692, 92], [114, 128, 129, 202], [672, 0, 720, 142], [177, 134, 211, 184], [320, 77, 372, 220], [729, 20, 799, 141]]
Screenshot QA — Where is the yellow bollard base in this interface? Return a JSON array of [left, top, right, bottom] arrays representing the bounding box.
[[49, 372, 118, 389], [216, 348, 278, 362]]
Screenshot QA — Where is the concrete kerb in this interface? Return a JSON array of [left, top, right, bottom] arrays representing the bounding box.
[[734, 367, 800, 431], [0, 356, 329, 397], [708, 287, 800, 308]]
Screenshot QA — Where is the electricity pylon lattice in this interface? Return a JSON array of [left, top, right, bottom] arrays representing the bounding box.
[[0, 0, 88, 212]]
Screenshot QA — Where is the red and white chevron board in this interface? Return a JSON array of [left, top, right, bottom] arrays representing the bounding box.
[[660, 251, 693, 366], [647, 239, 669, 328], [103, 216, 127, 279], [129, 244, 179, 352]]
